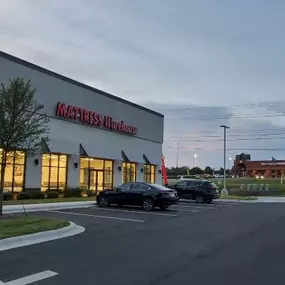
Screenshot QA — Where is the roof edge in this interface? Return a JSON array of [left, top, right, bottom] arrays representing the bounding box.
[[0, 51, 164, 118]]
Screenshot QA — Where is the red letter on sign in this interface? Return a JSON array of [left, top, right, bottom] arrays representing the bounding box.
[[83, 110, 90, 124], [105, 116, 112, 129], [66, 105, 74, 119], [56, 102, 67, 117]]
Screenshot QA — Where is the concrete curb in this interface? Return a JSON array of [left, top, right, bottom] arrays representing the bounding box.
[[0, 221, 85, 252], [3, 201, 95, 214]]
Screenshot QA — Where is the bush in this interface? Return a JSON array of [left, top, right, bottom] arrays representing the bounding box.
[[3, 192, 13, 201], [86, 190, 96, 197], [46, 191, 59, 199], [45, 188, 63, 195], [28, 191, 45, 199], [63, 187, 83, 198], [17, 192, 30, 200]]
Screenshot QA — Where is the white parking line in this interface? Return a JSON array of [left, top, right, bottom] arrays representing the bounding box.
[[174, 204, 218, 210], [1, 270, 58, 285], [93, 207, 178, 217], [174, 208, 199, 213], [48, 210, 145, 223]]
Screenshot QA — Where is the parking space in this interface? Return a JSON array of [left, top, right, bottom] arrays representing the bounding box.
[[2, 201, 284, 285], [31, 200, 246, 229]]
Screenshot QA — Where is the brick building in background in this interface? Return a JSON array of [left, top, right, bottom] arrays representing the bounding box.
[[233, 153, 285, 178]]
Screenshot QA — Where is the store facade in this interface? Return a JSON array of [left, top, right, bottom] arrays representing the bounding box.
[[0, 51, 164, 192]]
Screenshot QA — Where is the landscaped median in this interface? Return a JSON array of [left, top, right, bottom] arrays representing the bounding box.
[[0, 215, 69, 240], [0, 214, 85, 252], [219, 195, 258, 201]]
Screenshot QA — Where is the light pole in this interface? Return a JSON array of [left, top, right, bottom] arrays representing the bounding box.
[[175, 141, 179, 168], [193, 153, 197, 168], [220, 125, 230, 195]]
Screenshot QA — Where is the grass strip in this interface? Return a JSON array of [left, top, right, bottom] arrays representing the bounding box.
[[0, 215, 70, 239], [219, 195, 258, 200]]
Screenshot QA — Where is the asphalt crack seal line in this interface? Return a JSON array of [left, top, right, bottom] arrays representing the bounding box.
[[0, 222, 85, 252]]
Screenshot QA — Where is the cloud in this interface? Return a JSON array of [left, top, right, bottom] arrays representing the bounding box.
[[1, 0, 285, 167], [145, 102, 285, 168]]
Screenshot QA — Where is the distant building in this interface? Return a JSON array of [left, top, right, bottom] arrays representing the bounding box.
[[233, 153, 285, 178]]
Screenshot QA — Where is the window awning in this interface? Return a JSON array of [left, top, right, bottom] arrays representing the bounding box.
[[80, 143, 88, 156], [121, 150, 130, 162], [143, 154, 151, 164], [41, 138, 51, 153]]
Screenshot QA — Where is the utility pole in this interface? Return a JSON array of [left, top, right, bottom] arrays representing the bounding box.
[[220, 125, 229, 195]]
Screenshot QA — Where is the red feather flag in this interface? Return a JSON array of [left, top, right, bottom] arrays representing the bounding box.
[[161, 155, 168, 185]]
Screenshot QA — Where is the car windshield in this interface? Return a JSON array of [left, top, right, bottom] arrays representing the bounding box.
[[150, 183, 172, 190], [205, 182, 217, 188]]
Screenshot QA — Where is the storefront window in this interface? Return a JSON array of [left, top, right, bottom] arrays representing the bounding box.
[[0, 150, 25, 193], [80, 157, 113, 191], [144, 164, 156, 183], [41, 154, 67, 191], [122, 162, 137, 183]]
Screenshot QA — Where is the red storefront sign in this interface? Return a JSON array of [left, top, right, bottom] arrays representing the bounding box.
[[56, 102, 138, 135]]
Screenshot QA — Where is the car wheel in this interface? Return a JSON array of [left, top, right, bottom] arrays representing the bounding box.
[[142, 197, 155, 211], [196, 195, 205, 204], [98, 196, 109, 207], [159, 204, 169, 210], [206, 199, 213, 204]]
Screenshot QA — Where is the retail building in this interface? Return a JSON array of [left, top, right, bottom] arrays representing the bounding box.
[[233, 153, 285, 178], [0, 51, 164, 192]]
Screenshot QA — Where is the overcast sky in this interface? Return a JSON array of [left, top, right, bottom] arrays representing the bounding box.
[[1, 0, 285, 168]]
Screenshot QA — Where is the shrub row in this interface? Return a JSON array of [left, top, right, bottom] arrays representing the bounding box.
[[3, 192, 13, 200], [3, 187, 98, 201]]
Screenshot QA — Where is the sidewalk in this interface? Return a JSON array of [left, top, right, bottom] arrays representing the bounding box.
[[253, 197, 285, 203], [3, 201, 95, 214]]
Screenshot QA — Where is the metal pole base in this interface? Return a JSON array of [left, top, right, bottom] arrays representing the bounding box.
[[221, 189, 229, 196]]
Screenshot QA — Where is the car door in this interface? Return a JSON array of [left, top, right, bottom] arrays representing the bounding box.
[[185, 180, 198, 199], [110, 183, 132, 205], [174, 180, 188, 198], [126, 183, 150, 206]]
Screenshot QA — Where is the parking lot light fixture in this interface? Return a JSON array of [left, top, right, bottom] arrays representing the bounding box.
[[220, 125, 230, 195]]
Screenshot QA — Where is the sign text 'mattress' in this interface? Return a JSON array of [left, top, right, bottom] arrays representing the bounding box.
[[56, 102, 137, 135]]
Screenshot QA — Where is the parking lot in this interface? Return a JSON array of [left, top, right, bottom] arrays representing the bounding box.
[[1, 201, 285, 285]]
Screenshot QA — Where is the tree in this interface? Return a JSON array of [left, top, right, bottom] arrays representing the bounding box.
[[204, 166, 213, 175], [0, 78, 49, 215], [190, 167, 203, 175]]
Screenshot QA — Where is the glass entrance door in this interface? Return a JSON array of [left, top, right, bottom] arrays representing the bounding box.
[[89, 170, 104, 191]]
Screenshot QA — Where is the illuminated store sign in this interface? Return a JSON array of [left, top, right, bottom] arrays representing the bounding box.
[[56, 102, 137, 135]]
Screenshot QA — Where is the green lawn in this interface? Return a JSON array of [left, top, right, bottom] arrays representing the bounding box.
[[3, 196, 96, 206], [0, 215, 70, 239], [213, 178, 285, 191], [219, 195, 258, 200]]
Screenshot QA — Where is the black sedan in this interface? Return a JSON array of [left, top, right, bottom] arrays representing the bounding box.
[[97, 182, 178, 211]]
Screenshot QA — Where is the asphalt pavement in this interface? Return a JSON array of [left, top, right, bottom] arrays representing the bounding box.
[[1, 201, 285, 285]]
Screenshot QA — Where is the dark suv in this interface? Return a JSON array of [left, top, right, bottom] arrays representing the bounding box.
[[171, 179, 220, 203]]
